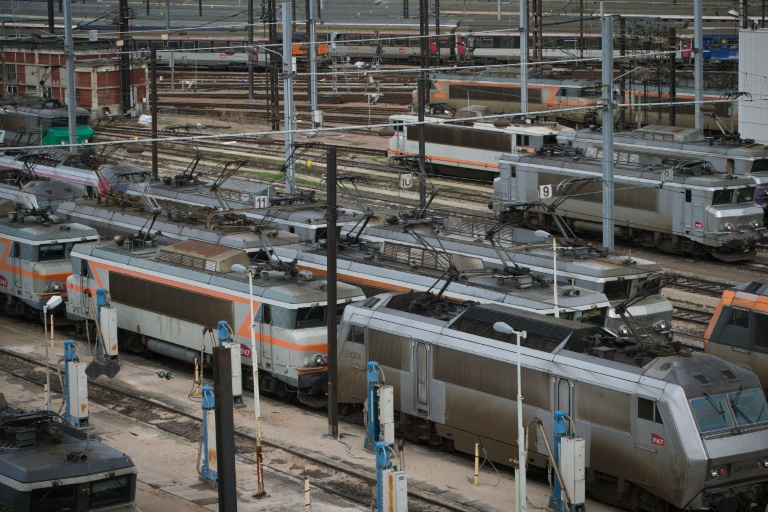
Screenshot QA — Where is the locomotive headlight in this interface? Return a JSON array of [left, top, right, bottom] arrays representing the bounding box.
[[52, 282, 64, 292], [710, 465, 728, 478], [654, 320, 668, 332], [619, 325, 632, 336], [312, 354, 325, 366], [749, 220, 761, 230], [757, 459, 765, 469], [723, 222, 736, 232]]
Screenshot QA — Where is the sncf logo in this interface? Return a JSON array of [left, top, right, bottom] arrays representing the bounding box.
[[0, 276, 7, 287], [651, 433, 665, 446]]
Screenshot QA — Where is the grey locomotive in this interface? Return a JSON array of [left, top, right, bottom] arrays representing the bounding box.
[[337, 290, 768, 512]]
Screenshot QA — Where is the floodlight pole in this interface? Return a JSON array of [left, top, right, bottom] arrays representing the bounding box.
[[601, 6, 615, 252], [63, 0, 77, 148], [282, 4, 296, 195], [694, 0, 703, 130], [493, 322, 527, 512], [231, 264, 265, 496]]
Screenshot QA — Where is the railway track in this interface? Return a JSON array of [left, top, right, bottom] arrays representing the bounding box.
[[673, 305, 713, 326], [0, 346, 480, 512]]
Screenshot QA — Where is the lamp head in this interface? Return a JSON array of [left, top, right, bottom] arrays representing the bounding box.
[[726, 9, 740, 18], [534, 230, 551, 239], [493, 321, 514, 334], [230, 263, 247, 274], [45, 295, 63, 311]]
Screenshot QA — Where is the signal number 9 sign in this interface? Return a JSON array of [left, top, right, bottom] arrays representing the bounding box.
[[539, 184, 553, 199]]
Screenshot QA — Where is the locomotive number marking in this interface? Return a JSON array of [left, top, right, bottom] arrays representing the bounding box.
[[539, 184, 553, 199], [341, 348, 362, 362], [400, 173, 413, 189], [651, 433, 665, 446], [254, 195, 269, 208]]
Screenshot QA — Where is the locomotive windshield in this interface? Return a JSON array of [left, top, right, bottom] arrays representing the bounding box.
[[690, 394, 734, 432], [728, 388, 768, 426], [690, 389, 768, 432], [712, 190, 734, 205]]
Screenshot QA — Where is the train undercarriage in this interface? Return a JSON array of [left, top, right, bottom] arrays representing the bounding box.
[[523, 212, 757, 262]]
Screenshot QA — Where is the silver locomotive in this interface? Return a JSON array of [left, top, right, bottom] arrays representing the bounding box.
[[338, 290, 768, 512]]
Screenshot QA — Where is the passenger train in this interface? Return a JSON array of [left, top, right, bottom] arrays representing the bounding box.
[[0, 96, 93, 147], [135, 16, 740, 68], [704, 278, 768, 392], [494, 147, 765, 261], [337, 290, 768, 512], [0, 396, 138, 512], [0, 199, 99, 318], [64, 236, 366, 406]]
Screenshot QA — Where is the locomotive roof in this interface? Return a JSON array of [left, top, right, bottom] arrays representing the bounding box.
[[52, 202, 610, 313], [560, 126, 768, 159], [731, 278, 768, 296], [447, 302, 595, 353], [361, 222, 663, 279], [56, 200, 306, 250], [359, 292, 759, 384], [72, 238, 365, 304], [504, 152, 758, 188], [277, 242, 609, 313], [0, 405, 134, 484], [0, 207, 98, 242], [641, 352, 762, 395]]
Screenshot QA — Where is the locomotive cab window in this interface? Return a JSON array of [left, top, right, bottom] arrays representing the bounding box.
[[736, 187, 754, 203], [347, 324, 365, 344], [727, 308, 750, 328], [390, 118, 405, 132], [728, 388, 768, 426], [638, 397, 664, 424], [38, 243, 65, 261], [690, 394, 734, 432], [751, 159, 768, 173], [755, 313, 768, 349], [89, 475, 133, 508], [712, 189, 733, 205]]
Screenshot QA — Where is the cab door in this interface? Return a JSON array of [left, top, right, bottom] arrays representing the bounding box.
[[413, 341, 431, 418], [10, 242, 22, 297], [257, 304, 273, 369]]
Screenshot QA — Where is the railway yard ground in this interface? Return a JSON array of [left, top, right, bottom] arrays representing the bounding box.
[[0, 317, 624, 512]]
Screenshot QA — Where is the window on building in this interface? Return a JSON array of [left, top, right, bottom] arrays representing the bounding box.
[[5, 65, 16, 83]]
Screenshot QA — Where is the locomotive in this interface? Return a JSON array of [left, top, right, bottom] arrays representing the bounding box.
[[64, 236, 366, 406], [704, 278, 768, 392], [493, 147, 765, 261], [0, 96, 93, 147], [337, 290, 768, 512], [0, 395, 138, 511], [387, 113, 564, 181], [0, 199, 99, 318]]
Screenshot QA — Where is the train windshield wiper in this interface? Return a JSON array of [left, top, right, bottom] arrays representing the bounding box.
[[704, 392, 726, 420], [729, 387, 753, 424]]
